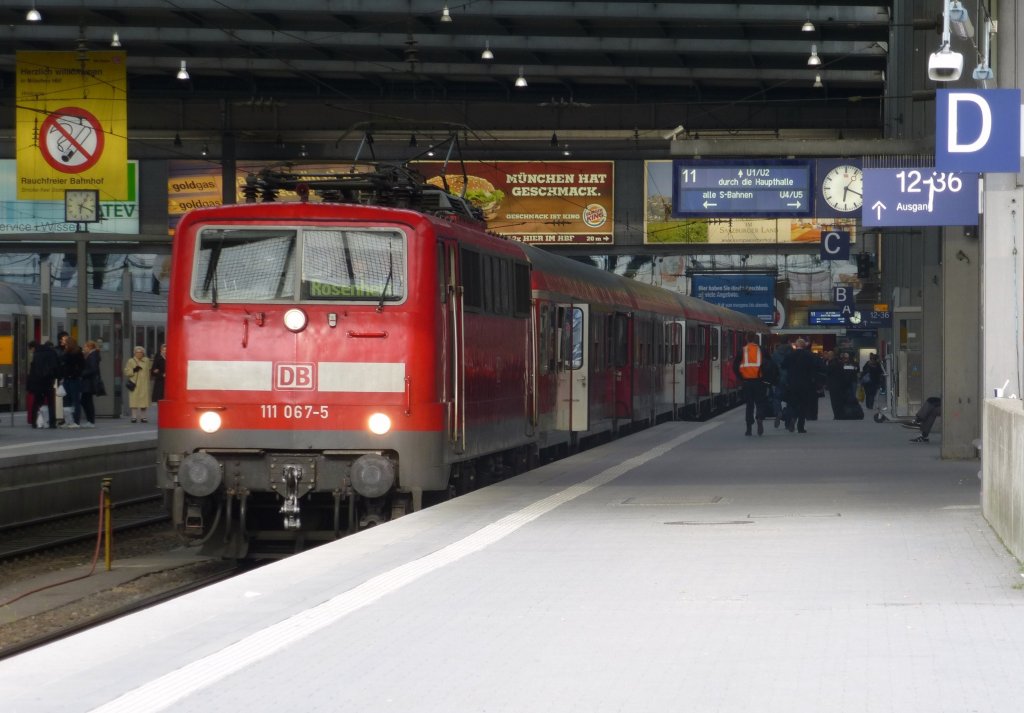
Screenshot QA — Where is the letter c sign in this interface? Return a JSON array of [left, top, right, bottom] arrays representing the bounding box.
[[936, 89, 1022, 173], [819, 230, 850, 261]]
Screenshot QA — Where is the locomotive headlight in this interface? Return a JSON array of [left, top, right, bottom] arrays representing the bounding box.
[[350, 454, 395, 498], [368, 412, 392, 435], [283, 308, 308, 332], [179, 452, 223, 497], [198, 410, 222, 433]]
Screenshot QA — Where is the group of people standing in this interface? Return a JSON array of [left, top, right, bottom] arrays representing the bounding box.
[[26, 337, 167, 428], [733, 333, 887, 437]]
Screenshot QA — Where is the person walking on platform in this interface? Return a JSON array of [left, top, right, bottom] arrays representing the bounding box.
[[907, 397, 942, 443], [781, 338, 816, 433], [733, 332, 769, 436], [860, 353, 885, 409], [124, 346, 153, 423], [28, 340, 60, 429], [151, 343, 167, 403], [770, 338, 791, 428], [79, 340, 102, 428]]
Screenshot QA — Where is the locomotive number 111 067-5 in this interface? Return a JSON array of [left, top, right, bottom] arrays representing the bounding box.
[[260, 404, 330, 419]]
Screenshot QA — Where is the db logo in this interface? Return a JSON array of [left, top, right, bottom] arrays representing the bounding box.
[[275, 363, 315, 390]]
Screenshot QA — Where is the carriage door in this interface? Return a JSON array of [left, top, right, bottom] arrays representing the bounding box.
[[445, 242, 466, 453], [709, 325, 722, 394], [669, 321, 685, 414], [555, 304, 589, 431]]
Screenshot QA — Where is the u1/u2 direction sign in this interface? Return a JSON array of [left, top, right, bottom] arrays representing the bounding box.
[[935, 89, 1022, 173], [672, 160, 812, 218], [862, 168, 979, 227]]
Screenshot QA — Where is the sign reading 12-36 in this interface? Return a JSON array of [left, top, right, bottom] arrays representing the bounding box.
[[862, 167, 978, 227]]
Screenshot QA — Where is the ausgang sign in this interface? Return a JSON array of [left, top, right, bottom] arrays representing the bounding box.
[[935, 89, 1022, 173]]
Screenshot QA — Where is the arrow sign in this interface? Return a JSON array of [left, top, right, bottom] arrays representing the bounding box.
[[672, 159, 813, 218], [862, 168, 978, 227]]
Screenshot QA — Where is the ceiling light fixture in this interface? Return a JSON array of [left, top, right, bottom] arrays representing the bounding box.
[[440, 3, 452, 22], [299, 144, 308, 158], [481, 40, 494, 60], [813, 74, 823, 88], [177, 60, 189, 80], [201, 143, 209, 157], [948, 1, 974, 39], [972, 19, 995, 82], [802, 15, 815, 32], [515, 66, 528, 88], [110, 32, 121, 48], [807, 44, 821, 66], [26, 1, 41, 22]]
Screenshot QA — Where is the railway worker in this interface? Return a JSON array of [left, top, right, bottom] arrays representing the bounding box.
[[733, 331, 769, 437], [124, 346, 153, 423], [781, 338, 816, 434]]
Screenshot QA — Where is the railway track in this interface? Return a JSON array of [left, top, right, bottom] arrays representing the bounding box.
[[0, 564, 241, 660], [0, 495, 170, 562]]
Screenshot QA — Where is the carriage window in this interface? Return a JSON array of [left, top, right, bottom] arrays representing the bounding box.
[[513, 263, 531, 317], [613, 314, 629, 368], [461, 249, 482, 310], [302, 229, 405, 302], [194, 228, 298, 302], [569, 307, 584, 370]]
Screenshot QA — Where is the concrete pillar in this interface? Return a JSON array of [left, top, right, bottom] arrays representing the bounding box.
[[981, 179, 1024, 399], [942, 229, 981, 458]]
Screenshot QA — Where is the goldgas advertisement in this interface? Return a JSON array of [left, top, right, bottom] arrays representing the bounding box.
[[414, 161, 614, 245]]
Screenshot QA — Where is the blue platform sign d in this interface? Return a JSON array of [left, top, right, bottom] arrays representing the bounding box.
[[819, 230, 850, 261], [935, 89, 1022, 173]]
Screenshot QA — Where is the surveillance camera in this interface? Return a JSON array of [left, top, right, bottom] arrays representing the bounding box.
[[662, 125, 685, 141], [928, 49, 963, 81]]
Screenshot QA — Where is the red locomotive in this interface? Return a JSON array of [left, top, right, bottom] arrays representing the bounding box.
[[157, 165, 768, 558]]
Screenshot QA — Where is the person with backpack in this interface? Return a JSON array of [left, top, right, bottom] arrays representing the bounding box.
[[733, 332, 769, 437]]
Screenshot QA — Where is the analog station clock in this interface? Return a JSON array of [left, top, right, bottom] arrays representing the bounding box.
[[64, 189, 101, 223], [821, 164, 864, 213]]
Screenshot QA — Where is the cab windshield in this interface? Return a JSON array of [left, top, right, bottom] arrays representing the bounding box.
[[192, 227, 406, 304]]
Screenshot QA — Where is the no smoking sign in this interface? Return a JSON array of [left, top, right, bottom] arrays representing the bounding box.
[[39, 106, 105, 174]]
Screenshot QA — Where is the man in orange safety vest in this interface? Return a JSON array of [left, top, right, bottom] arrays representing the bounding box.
[[732, 331, 768, 436]]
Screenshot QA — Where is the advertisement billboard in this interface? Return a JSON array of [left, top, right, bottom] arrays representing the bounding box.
[[691, 274, 775, 322]]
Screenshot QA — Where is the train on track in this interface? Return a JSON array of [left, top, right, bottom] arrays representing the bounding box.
[[157, 163, 768, 558]]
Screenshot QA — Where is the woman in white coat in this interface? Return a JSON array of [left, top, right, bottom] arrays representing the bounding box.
[[124, 346, 153, 422]]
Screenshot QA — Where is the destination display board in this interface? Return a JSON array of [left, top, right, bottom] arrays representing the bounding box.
[[672, 160, 813, 218]]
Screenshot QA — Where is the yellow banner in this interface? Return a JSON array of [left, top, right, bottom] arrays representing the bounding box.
[[16, 51, 128, 201]]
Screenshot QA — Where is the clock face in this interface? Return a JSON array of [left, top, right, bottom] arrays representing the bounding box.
[[849, 311, 863, 325], [65, 189, 100, 223], [821, 165, 863, 213]]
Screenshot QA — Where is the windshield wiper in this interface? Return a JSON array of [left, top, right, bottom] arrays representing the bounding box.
[[377, 249, 394, 313]]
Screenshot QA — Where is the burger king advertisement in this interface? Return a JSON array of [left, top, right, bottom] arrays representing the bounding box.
[[415, 161, 614, 245]]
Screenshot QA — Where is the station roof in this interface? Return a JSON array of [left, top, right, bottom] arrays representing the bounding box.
[[1, 1, 895, 158]]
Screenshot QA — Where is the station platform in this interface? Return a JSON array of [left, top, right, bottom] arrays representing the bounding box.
[[0, 410, 158, 527], [2, 408, 1022, 713]]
